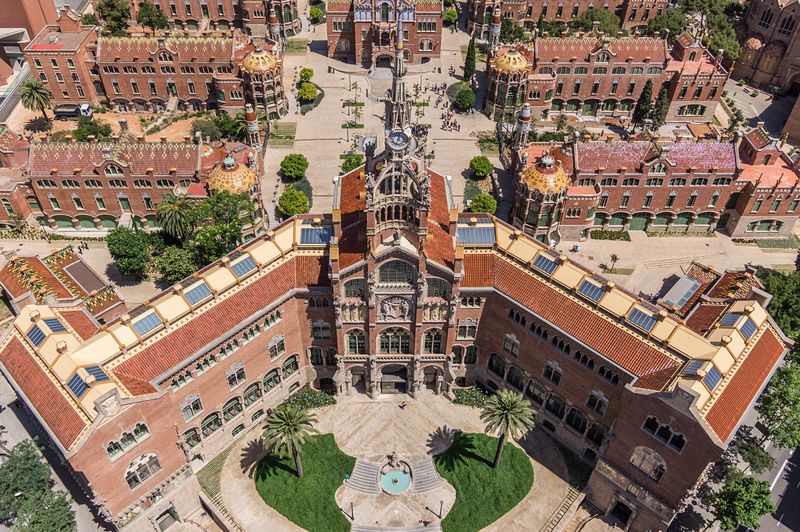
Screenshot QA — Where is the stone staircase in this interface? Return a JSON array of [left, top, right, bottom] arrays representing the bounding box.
[[540, 486, 581, 532], [345, 460, 381, 494], [352, 524, 442, 532], [410, 460, 444, 494]]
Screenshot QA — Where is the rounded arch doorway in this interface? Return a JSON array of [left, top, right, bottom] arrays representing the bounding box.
[[380, 364, 408, 394]]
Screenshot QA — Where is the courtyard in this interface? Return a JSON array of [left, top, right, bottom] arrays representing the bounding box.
[[216, 392, 578, 531]]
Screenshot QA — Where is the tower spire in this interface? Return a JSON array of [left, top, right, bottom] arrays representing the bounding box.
[[389, 11, 411, 132]]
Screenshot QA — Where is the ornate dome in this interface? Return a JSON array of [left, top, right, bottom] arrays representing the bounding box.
[[240, 49, 278, 74], [521, 152, 569, 194], [744, 36, 764, 50], [208, 155, 257, 194], [493, 50, 530, 74]]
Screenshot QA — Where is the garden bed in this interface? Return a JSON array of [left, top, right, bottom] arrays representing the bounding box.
[[435, 432, 533, 531], [255, 434, 354, 532], [300, 84, 325, 115], [452, 386, 491, 408], [590, 230, 631, 241]]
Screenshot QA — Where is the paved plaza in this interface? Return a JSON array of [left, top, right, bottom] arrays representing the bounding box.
[[219, 392, 574, 531]]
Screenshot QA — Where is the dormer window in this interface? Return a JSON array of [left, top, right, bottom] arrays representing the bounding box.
[[105, 164, 123, 176]]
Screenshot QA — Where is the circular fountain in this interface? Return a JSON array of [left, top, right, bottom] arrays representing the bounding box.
[[379, 451, 412, 495]]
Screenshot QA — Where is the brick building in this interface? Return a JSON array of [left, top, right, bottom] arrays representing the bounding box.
[[115, 0, 301, 36], [509, 114, 800, 241], [0, 0, 57, 84], [0, 36, 792, 532], [24, 10, 288, 117], [467, 0, 668, 38], [326, 0, 442, 66], [485, 31, 727, 123]]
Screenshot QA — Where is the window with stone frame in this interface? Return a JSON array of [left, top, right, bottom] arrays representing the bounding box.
[[427, 278, 450, 298], [379, 260, 416, 284], [586, 391, 608, 415], [201, 412, 223, 437], [526, 379, 546, 405], [125, 454, 161, 489], [222, 397, 243, 422], [543, 362, 561, 385], [423, 329, 444, 353], [282, 355, 299, 378], [545, 393, 566, 419], [629, 446, 666, 481], [502, 334, 520, 358], [586, 423, 608, 446], [344, 278, 366, 297], [488, 352, 506, 377], [379, 328, 411, 353], [243, 383, 262, 407], [180, 394, 203, 421], [566, 407, 588, 434], [309, 347, 324, 365], [311, 321, 332, 339], [268, 335, 286, 359], [183, 428, 201, 448], [457, 319, 477, 339], [263, 369, 280, 392], [506, 366, 526, 391], [347, 329, 367, 354], [226, 363, 246, 390], [464, 345, 478, 364]]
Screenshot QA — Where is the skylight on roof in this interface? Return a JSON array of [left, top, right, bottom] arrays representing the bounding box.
[[67, 373, 88, 398], [43, 318, 66, 333], [703, 365, 723, 390], [231, 256, 257, 277], [740, 317, 758, 339], [532, 254, 558, 275], [681, 359, 705, 376], [719, 313, 742, 327], [628, 307, 657, 332], [132, 312, 163, 337], [661, 276, 702, 309], [85, 365, 109, 382], [26, 325, 46, 347], [300, 227, 333, 245], [578, 280, 604, 302], [456, 225, 496, 245], [184, 282, 212, 306]]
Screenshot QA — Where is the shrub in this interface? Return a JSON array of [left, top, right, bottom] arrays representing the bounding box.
[[298, 81, 318, 102], [469, 156, 493, 178], [191, 118, 222, 141], [453, 386, 492, 408], [278, 188, 310, 217], [280, 153, 309, 180], [470, 193, 497, 214], [590, 230, 631, 241], [309, 6, 324, 23], [280, 384, 335, 410], [454, 87, 476, 111], [300, 67, 314, 82], [444, 8, 458, 25], [341, 153, 364, 173], [157, 246, 197, 284]]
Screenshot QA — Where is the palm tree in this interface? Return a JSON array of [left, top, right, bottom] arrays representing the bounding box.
[[20, 79, 53, 121], [157, 192, 194, 240], [262, 404, 319, 478], [480, 389, 535, 468], [609, 253, 620, 273]]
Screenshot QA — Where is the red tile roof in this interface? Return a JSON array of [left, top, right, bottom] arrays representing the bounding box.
[[462, 253, 494, 286], [59, 309, 99, 341], [739, 161, 800, 188], [744, 127, 773, 151], [428, 169, 451, 229], [425, 224, 454, 269], [296, 255, 330, 287], [0, 257, 76, 302], [536, 37, 667, 64], [708, 272, 761, 299], [494, 256, 681, 380], [576, 140, 737, 173], [338, 220, 366, 269], [112, 260, 297, 393], [685, 302, 727, 336], [0, 338, 86, 449], [30, 143, 201, 177], [97, 36, 234, 64], [706, 328, 785, 441]]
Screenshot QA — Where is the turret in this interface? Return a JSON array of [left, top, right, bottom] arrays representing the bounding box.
[[489, 5, 502, 56], [511, 104, 532, 171]]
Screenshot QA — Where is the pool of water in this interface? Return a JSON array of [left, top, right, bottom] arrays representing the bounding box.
[[380, 469, 412, 495]]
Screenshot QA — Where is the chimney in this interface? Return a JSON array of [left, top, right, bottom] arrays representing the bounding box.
[[137, 135, 145, 143], [118, 119, 128, 132], [160, 136, 167, 144], [87, 135, 95, 143], [111, 134, 119, 143]]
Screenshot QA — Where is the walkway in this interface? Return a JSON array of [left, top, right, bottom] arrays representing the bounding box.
[[215, 391, 576, 531]]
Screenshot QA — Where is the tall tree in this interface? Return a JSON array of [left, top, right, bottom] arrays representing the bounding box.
[[760, 270, 800, 339], [650, 84, 670, 129], [464, 34, 477, 83], [0, 440, 51, 519], [632, 79, 653, 130], [734, 438, 775, 474], [712, 472, 775, 531], [157, 246, 197, 284], [157, 191, 195, 241], [20, 79, 53, 121], [755, 361, 800, 448], [106, 227, 151, 278], [136, 0, 169, 31], [13, 489, 76, 532], [480, 390, 535, 468], [262, 404, 319, 478], [499, 17, 526, 43], [95, 0, 131, 35], [573, 7, 621, 35], [646, 9, 687, 42]]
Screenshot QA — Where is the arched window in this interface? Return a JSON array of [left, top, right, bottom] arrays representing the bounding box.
[[778, 16, 796, 35], [105, 164, 123, 176], [379, 328, 411, 353], [380, 2, 389, 22], [464, 345, 478, 364], [566, 408, 588, 434], [423, 329, 443, 353], [309, 296, 328, 308], [506, 366, 525, 390], [587, 423, 608, 446], [597, 53, 610, 63], [347, 329, 366, 354], [526, 380, 546, 405], [344, 278, 366, 297], [630, 446, 666, 481], [158, 52, 173, 62], [759, 8, 774, 27], [183, 428, 201, 448], [223, 398, 243, 422], [309, 347, 323, 365], [124, 454, 161, 489], [488, 352, 505, 376], [201, 413, 222, 437], [263, 369, 280, 392], [282, 355, 299, 378], [427, 278, 450, 298], [379, 260, 415, 284], [545, 393, 566, 419], [243, 382, 262, 406], [651, 162, 667, 174], [452, 345, 464, 363]]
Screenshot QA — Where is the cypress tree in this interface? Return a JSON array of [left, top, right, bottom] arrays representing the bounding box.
[[632, 79, 653, 130], [464, 34, 477, 83], [650, 84, 670, 129]]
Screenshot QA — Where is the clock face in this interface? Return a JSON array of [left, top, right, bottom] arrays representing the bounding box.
[[387, 130, 410, 150]]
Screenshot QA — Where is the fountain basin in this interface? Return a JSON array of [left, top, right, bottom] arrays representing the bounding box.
[[380, 469, 412, 495]]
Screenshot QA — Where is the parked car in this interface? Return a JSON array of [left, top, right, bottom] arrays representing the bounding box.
[[53, 104, 93, 120]]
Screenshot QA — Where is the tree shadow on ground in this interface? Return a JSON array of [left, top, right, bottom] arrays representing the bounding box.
[[428, 427, 489, 471], [240, 436, 267, 479], [24, 117, 50, 133], [667, 504, 709, 532], [103, 263, 144, 287]]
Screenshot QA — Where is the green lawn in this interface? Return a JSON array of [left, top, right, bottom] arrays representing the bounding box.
[[254, 434, 354, 532], [435, 432, 533, 531]]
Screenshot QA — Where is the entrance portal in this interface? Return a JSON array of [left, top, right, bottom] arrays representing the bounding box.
[[381, 364, 408, 394], [376, 55, 392, 68], [423, 366, 438, 391], [351, 367, 366, 393]]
